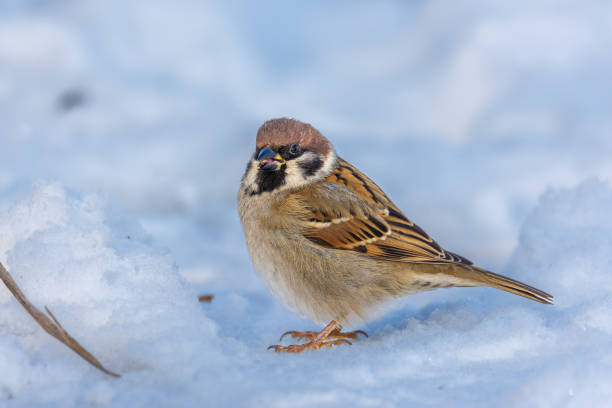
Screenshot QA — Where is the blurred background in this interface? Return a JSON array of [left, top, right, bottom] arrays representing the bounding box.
[[1, 0, 611, 297]]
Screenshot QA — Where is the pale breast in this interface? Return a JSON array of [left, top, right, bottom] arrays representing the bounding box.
[[238, 191, 318, 320], [240, 190, 381, 325]]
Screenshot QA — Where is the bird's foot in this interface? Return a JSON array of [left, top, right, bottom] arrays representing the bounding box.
[[279, 327, 368, 342], [268, 321, 367, 353], [267, 338, 352, 353]]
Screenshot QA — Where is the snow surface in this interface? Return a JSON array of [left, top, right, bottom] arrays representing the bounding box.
[[2, 179, 612, 407], [1, 1, 611, 407]]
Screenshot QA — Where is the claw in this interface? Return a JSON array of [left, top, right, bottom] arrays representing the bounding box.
[[279, 330, 317, 342], [268, 344, 307, 353], [327, 328, 369, 340], [355, 330, 368, 338], [342, 329, 368, 339]]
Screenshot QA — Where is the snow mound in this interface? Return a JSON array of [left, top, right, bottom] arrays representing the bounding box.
[[509, 178, 612, 307], [0, 183, 223, 406]]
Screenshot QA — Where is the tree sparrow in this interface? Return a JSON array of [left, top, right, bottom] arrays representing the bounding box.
[[238, 118, 553, 353]]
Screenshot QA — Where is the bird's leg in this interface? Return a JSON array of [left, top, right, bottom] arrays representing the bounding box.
[[268, 320, 367, 353]]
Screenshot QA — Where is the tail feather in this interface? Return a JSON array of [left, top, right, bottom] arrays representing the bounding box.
[[451, 265, 554, 304]]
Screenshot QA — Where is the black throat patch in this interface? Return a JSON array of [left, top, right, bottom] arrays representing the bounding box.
[[252, 163, 287, 195]]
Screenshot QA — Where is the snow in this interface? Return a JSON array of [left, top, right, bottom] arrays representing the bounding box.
[[1, 1, 611, 406], [2, 181, 612, 407]]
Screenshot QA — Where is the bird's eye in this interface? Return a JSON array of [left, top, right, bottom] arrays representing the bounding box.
[[289, 143, 301, 156]]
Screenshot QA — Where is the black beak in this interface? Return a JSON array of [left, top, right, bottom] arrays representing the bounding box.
[[257, 146, 284, 171], [257, 146, 277, 160]]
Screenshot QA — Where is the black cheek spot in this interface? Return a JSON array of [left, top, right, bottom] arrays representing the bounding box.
[[299, 156, 323, 177]]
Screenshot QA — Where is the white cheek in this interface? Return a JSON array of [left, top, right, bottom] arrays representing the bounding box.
[[318, 150, 337, 178], [283, 161, 309, 190], [242, 150, 338, 194], [284, 150, 338, 191], [242, 160, 259, 191]]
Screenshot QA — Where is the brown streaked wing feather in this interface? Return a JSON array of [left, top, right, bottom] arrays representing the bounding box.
[[301, 157, 474, 265], [326, 158, 392, 207], [304, 214, 391, 251]]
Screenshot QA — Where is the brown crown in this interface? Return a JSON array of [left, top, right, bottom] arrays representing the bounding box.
[[256, 118, 332, 155]]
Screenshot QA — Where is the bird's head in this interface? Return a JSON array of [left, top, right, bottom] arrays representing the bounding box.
[[242, 118, 337, 195]]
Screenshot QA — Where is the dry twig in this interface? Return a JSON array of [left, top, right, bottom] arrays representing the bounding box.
[[198, 294, 214, 303], [0, 262, 120, 378]]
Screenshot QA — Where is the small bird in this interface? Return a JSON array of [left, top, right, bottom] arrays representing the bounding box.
[[238, 118, 553, 353]]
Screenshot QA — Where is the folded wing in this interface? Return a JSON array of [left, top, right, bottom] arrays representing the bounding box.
[[293, 157, 553, 304], [300, 157, 473, 265]]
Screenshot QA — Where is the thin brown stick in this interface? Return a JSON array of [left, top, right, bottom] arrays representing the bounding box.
[[0, 262, 120, 378]]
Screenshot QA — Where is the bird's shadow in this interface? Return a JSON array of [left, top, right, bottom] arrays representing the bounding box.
[[360, 296, 487, 341]]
